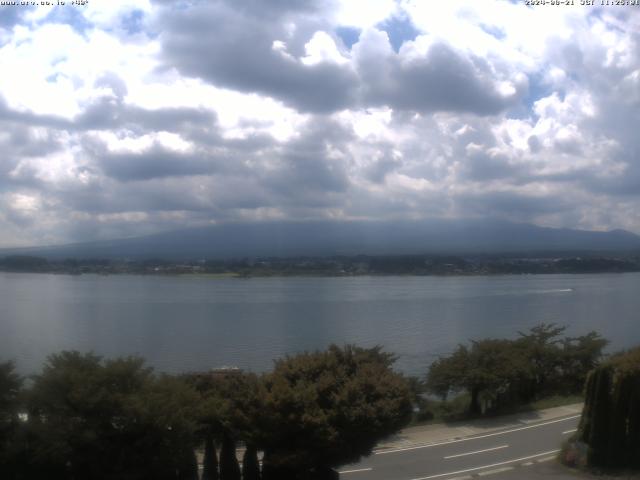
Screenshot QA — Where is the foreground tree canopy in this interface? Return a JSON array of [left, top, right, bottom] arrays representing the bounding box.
[[260, 345, 413, 478], [426, 324, 608, 414], [14, 352, 201, 480], [0, 345, 412, 480], [577, 347, 640, 469]]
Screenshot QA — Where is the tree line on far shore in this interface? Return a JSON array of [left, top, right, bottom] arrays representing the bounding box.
[[0, 324, 624, 479]]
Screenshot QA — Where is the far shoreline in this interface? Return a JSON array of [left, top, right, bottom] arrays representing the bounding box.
[[1, 252, 639, 278]]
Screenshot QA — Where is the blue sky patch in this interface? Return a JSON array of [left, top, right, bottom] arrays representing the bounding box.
[[479, 23, 505, 40], [523, 72, 557, 114], [377, 14, 420, 52], [121, 9, 146, 35], [39, 5, 92, 35], [336, 26, 360, 49]]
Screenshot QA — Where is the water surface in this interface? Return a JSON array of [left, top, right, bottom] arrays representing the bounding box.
[[1, 272, 638, 376]]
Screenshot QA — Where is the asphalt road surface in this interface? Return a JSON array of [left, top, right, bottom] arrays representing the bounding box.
[[339, 414, 580, 480]]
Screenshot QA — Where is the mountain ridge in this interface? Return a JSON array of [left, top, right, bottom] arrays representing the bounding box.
[[3, 219, 640, 260]]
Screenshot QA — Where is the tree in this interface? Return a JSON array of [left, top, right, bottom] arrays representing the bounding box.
[[219, 431, 241, 480], [426, 340, 530, 414], [559, 332, 608, 394], [184, 370, 264, 480], [126, 374, 202, 479], [0, 361, 23, 479], [202, 434, 219, 480], [578, 347, 640, 469], [23, 351, 201, 480], [177, 449, 199, 480], [259, 345, 412, 479], [425, 345, 470, 401], [242, 444, 261, 480], [516, 323, 566, 398], [426, 325, 609, 415]]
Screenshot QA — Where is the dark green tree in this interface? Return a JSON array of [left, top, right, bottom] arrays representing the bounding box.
[[578, 347, 640, 469], [426, 324, 606, 415], [242, 444, 261, 480], [516, 323, 566, 398], [425, 345, 470, 401], [23, 351, 201, 480], [202, 434, 219, 480], [177, 448, 199, 480], [427, 339, 530, 414], [259, 345, 412, 478], [219, 431, 241, 480], [559, 331, 608, 394], [184, 370, 266, 480], [0, 361, 23, 479]]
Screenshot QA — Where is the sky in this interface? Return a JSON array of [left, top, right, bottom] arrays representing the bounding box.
[[0, 0, 639, 247]]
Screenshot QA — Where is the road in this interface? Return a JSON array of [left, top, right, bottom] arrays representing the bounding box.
[[339, 414, 580, 480]]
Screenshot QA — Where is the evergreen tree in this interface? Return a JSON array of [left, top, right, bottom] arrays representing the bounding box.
[[0, 361, 22, 479], [178, 449, 199, 480], [242, 444, 260, 480], [220, 432, 241, 480], [578, 347, 640, 469], [202, 434, 219, 480]]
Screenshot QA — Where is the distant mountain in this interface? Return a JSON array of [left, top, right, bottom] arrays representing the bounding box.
[[3, 219, 640, 260]]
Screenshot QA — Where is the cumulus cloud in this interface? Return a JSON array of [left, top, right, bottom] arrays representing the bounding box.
[[0, 0, 639, 246], [154, 1, 524, 115]]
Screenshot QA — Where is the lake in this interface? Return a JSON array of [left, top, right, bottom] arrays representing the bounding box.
[[1, 272, 639, 376]]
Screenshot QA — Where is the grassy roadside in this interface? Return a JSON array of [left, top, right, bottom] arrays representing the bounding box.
[[411, 394, 583, 426]]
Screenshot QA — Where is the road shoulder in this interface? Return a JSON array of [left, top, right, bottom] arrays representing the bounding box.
[[375, 403, 584, 453]]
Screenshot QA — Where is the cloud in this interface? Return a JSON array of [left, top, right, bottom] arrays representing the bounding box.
[[153, 1, 523, 115], [352, 29, 523, 115], [1, 1, 640, 246], [93, 146, 214, 182], [155, 1, 358, 113]]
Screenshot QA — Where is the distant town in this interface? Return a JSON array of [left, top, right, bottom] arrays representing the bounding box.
[[1, 253, 639, 277]]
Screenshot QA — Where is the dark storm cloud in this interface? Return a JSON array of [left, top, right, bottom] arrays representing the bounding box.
[[363, 151, 401, 184], [0, 96, 71, 130], [0, 120, 64, 194], [459, 146, 527, 182], [57, 177, 220, 215], [455, 191, 571, 219], [95, 146, 216, 182], [151, 0, 328, 17], [0, 90, 220, 149], [156, 1, 357, 113], [256, 119, 351, 204], [0, 122, 64, 160], [74, 97, 218, 135], [153, 1, 521, 116], [354, 35, 520, 115]]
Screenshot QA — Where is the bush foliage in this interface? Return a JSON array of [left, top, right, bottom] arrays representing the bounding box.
[[578, 347, 640, 469], [0, 345, 412, 480], [426, 324, 607, 415]]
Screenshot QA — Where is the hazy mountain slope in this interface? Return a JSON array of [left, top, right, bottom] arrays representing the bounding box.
[[4, 219, 640, 260]]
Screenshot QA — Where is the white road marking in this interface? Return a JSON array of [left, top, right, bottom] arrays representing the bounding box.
[[408, 449, 560, 480], [375, 415, 580, 455], [477, 466, 513, 476], [562, 428, 577, 435], [444, 445, 509, 459], [536, 455, 557, 462], [339, 467, 373, 474]]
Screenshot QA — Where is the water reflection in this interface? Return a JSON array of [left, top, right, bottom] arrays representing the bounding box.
[[1, 272, 639, 376]]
